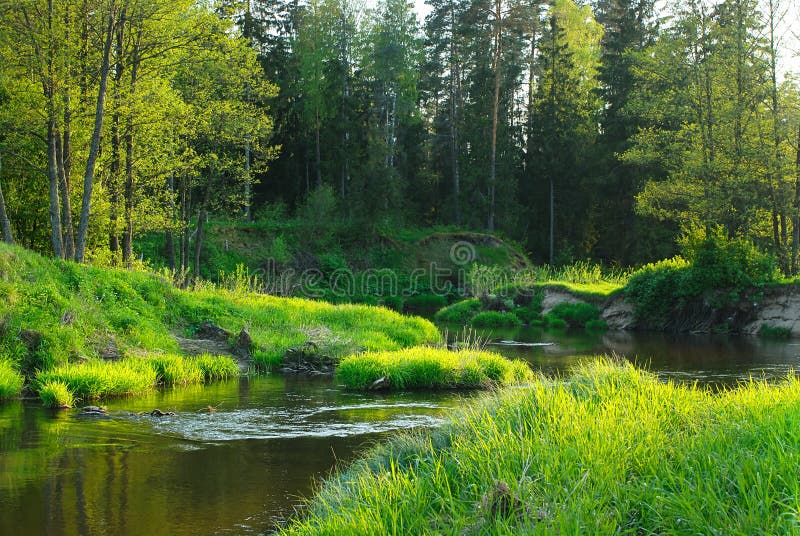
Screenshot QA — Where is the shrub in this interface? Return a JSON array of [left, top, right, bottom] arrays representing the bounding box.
[[38, 380, 75, 408], [544, 316, 568, 330], [626, 230, 779, 323], [434, 298, 482, 323], [403, 294, 447, 313], [470, 311, 522, 328], [0, 361, 24, 399], [585, 319, 609, 331]]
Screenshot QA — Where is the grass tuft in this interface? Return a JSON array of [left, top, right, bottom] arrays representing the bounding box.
[[0, 361, 24, 399], [336, 347, 532, 390], [38, 380, 75, 408]]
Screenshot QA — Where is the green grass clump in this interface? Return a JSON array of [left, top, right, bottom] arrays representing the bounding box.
[[145, 354, 204, 386], [759, 324, 792, 339], [282, 359, 800, 535], [469, 311, 522, 328], [546, 302, 600, 328], [336, 347, 532, 390], [38, 380, 75, 408], [35, 359, 158, 400], [0, 361, 24, 399], [195, 354, 240, 380], [434, 298, 482, 323]]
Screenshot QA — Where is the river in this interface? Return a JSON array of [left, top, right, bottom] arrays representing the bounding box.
[[2, 328, 800, 535]]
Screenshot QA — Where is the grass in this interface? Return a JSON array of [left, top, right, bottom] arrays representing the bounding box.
[[336, 347, 533, 390], [0, 243, 440, 403], [759, 324, 792, 339], [470, 311, 522, 328], [434, 298, 482, 323], [0, 361, 23, 399], [33, 353, 240, 402], [38, 380, 75, 408], [282, 359, 800, 534]]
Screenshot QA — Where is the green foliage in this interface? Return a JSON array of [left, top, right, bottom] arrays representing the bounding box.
[[585, 319, 609, 331], [626, 231, 779, 322], [283, 360, 800, 534], [434, 298, 482, 323], [336, 347, 532, 390], [0, 361, 23, 399], [544, 316, 568, 330], [37, 380, 74, 408], [145, 354, 204, 386], [195, 354, 240, 381], [469, 311, 522, 328], [759, 325, 791, 339], [546, 302, 600, 328], [403, 294, 447, 314], [36, 360, 158, 400]]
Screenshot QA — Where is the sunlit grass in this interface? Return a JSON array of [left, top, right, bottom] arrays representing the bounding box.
[[283, 359, 800, 534], [34, 353, 241, 401], [0, 361, 23, 399], [336, 347, 532, 390], [38, 380, 75, 408]]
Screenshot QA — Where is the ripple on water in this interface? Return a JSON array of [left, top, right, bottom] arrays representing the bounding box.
[[135, 402, 447, 442]]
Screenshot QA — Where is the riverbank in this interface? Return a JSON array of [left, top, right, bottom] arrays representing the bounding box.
[[0, 243, 440, 404], [281, 359, 800, 534]]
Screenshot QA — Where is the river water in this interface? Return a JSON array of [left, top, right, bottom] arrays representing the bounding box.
[[2, 328, 800, 535]]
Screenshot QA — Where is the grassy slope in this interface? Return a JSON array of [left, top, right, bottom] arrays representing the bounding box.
[[283, 360, 800, 535], [0, 243, 440, 399]]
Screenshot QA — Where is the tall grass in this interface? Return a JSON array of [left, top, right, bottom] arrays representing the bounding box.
[[38, 380, 75, 408], [336, 347, 532, 390], [283, 359, 800, 534], [0, 361, 23, 399], [34, 354, 240, 401]]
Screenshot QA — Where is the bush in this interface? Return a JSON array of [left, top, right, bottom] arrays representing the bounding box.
[[0, 361, 24, 399], [626, 229, 779, 323], [38, 380, 75, 408], [544, 316, 568, 330], [470, 311, 522, 328], [585, 319, 609, 331], [403, 294, 447, 314], [434, 298, 482, 323]]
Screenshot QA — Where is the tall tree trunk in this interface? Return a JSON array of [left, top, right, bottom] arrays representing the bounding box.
[[48, 122, 64, 258], [166, 173, 176, 272], [75, 7, 116, 263], [314, 110, 322, 188], [109, 7, 126, 260], [59, 2, 75, 259], [0, 148, 14, 244], [193, 209, 206, 282], [122, 28, 140, 266], [488, 0, 503, 232], [450, 3, 462, 226], [793, 125, 800, 275], [549, 176, 554, 265]]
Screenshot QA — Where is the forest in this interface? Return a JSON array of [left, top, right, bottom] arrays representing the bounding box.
[[0, 0, 797, 274]]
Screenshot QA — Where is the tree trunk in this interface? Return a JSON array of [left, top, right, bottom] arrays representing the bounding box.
[[166, 173, 176, 272], [488, 0, 502, 232], [122, 28, 140, 266], [793, 125, 800, 275], [193, 209, 206, 282], [549, 176, 554, 265], [314, 110, 322, 188], [48, 122, 64, 258], [450, 3, 462, 227], [75, 7, 116, 262], [0, 148, 14, 244], [59, 3, 75, 259], [109, 7, 126, 260]]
